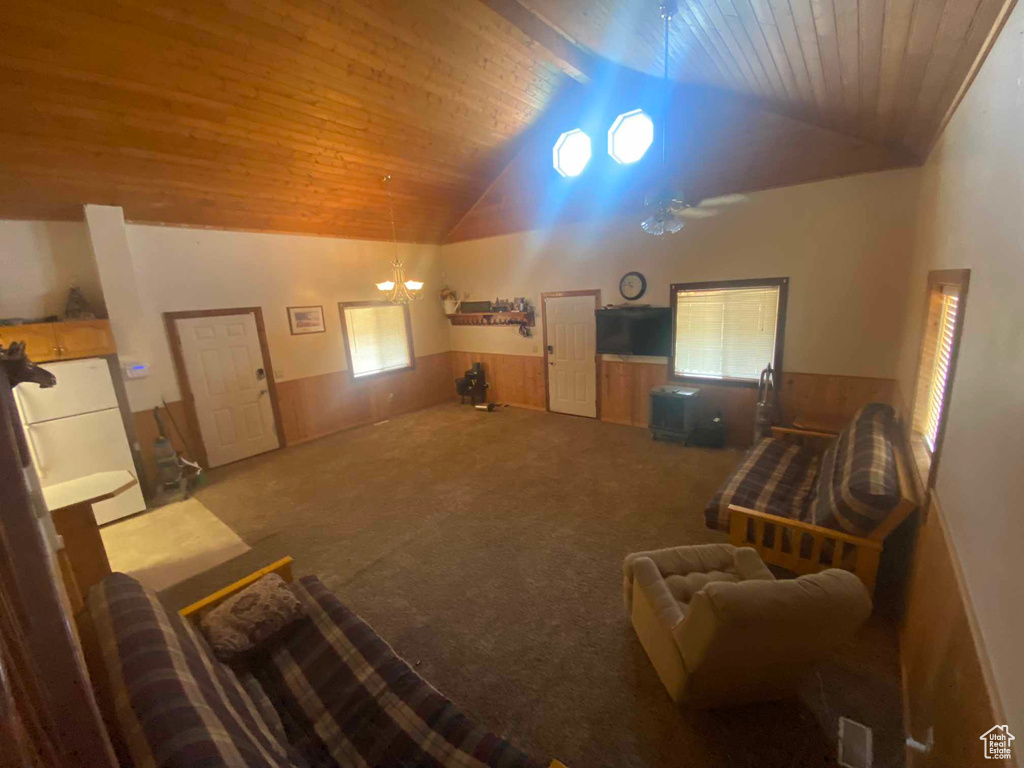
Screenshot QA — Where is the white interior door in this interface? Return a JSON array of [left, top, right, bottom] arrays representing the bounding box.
[[545, 294, 597, 418], [176, 313, 280, 468]]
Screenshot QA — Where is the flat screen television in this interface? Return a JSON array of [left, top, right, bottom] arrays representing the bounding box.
[[596, 307, 672, 356]]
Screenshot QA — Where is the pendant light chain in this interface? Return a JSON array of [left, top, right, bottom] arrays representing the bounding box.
[[375, 174, 424, 303]]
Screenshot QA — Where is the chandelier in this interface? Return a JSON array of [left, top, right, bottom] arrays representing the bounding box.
[[375, 174, 423, 303]]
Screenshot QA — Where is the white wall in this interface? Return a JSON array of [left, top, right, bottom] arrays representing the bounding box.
[[895, 1, 1024, 735], [442, 167, 920, 379], [0, 220, 105, 319], [1, 217, 449, 412], [124, 224, 449, 410]]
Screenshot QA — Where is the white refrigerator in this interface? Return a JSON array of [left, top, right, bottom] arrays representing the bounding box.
[[14, 358, 146, 525]]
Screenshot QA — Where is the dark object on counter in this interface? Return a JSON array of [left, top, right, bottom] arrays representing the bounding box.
[[649, 384, 700, 443], [474, 403, 498, 412], [455, 362, 488, 405], [0, 315, 59, 326], [65, 287, 96, 320], [688, 411, 727, 448], [459, 301, 493, 313]]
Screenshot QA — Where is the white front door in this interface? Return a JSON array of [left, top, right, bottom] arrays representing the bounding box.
[[176, 313, 280, 468], [545, 294, 597, 418]]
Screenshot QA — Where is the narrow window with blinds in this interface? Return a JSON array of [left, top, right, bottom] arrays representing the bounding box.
[[339, 302, 414, 379], [910, 269, 969, 488], [670, 279, 787, 383]]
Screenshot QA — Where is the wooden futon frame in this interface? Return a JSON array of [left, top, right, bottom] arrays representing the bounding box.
[[726, 424, 917, 593]]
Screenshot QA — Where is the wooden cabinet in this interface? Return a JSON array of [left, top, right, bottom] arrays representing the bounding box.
[[0, 323, 59, 361], [55, 321, 116, 359], [0, 320, 116, 362]]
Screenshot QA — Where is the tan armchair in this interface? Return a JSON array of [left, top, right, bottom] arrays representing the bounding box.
[[623, 543, 872, 708]]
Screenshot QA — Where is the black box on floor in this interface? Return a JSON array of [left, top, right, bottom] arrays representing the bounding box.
[[687, 413, 727, 448]]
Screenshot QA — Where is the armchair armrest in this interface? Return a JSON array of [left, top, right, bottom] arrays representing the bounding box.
[[726, 505, 882, 593], [630, 556, 686, 632]]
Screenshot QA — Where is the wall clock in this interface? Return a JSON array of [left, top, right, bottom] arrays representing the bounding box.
[[619, 271, 647, 301]]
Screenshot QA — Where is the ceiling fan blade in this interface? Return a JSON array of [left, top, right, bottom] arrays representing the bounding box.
[[697, 194, 747, 207], [675, 207, 719, 219]]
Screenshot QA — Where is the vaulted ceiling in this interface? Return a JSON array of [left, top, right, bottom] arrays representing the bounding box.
[[0, 0, 1013, 244]]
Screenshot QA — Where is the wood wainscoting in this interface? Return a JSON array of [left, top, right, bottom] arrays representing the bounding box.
[[274, 351, 454, 445], [451, 351, 896, 446], [601, 360, 897, 446], [900, 493, 1003, 767]]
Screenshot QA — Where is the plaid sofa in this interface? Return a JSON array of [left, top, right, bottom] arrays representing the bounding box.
[[89, 573, 544, 768], [704, 403, 902, 540]]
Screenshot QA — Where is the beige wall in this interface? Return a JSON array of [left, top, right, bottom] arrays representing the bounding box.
[[441, 168, 920, 379], [0, 220, 105, 319], [123, 224, 448, 410], [1, 217, 449, 412], [895, 0, 1024, 739]]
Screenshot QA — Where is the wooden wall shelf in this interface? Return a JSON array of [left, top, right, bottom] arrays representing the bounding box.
[[446, 311, 534, 327]]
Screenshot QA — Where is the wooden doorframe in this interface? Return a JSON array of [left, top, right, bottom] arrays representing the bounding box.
[[164, 307, 286, 469], [541, 289, 601, 419]]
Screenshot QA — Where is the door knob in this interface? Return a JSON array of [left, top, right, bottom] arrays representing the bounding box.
[[258, 389, 268, 398]]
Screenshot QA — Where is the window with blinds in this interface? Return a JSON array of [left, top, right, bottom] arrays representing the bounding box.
[[909, 270, 968, 487], [915, 285, 960, 452], [671, 282, 784, 381], [340, 303, 413, 378]]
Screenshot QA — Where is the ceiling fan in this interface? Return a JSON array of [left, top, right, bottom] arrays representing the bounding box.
[[641, 1, 746, 235]]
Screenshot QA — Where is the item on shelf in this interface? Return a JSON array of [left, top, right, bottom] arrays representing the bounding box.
[[460, 300, 493, 313], [439, 286, 461, 315], [64, 287, 96, 320]]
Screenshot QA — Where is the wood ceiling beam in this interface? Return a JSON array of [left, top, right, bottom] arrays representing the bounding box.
[[477, 0, 597, 83]]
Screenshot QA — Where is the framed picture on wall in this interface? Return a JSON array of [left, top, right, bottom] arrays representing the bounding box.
[[287, 305, 326, 335]]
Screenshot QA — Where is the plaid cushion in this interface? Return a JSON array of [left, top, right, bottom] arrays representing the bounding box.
[[810, 403, 901, 536], [88, 573, 302, 768], [704, 437, 819, 532], [252, 576, 545, 768]]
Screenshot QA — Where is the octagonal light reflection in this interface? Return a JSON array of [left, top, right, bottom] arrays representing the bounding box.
[[553, 128, 592, 177], [608, 109, 654, 164]]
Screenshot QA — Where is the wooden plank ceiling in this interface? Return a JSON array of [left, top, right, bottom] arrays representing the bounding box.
[[521, 0, 1013, 155], [0, 0, 1013, 243], [0, 0, 570, 242]]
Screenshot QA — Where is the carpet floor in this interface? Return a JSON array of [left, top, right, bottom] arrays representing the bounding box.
[[164, 403, 904, 768]]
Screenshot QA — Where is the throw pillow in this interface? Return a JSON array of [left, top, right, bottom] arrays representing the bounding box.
[[200, 574, 306, 661]]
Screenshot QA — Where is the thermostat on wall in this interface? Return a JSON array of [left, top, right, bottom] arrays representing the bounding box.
[[121, 358, 151, 379]]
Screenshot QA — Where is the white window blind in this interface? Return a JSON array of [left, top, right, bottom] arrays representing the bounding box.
[[922, 286, 959, 451], [673, 285, 780, 381], [342, 304, 411, 378]]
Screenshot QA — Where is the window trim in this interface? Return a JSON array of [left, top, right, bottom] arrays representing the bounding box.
[[338, 300, 416, 382], [668, 277, 789, 388], [909, 269, 970, 491]]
